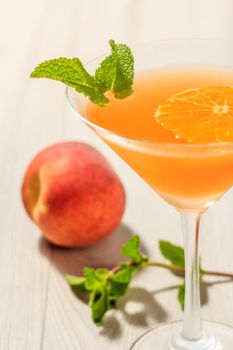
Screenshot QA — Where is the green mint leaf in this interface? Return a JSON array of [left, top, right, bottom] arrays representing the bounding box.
[[159, 240, 185, 267], [121, 235, 148, 264], [84, 267, 99, 290], [83, 267, 111, 325], [112, 265, 133, 283], [94, 50, 116, 93], [65, 274, 89, 293], [31, 58, 108, 106], [109, 265, 133, 300], [90, 265, 134, 325], [83, 267, 109, 291], [90, 285, 108, 325], [95, 268, 110, 281], [178, 282, 185, 310], [177, 268, 202, 311], [95, 39, 134, 99]]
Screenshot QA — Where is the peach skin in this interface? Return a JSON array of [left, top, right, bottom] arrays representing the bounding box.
[[22, 142, 126, 247]]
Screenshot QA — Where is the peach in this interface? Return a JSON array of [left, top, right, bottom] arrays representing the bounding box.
[[21, 142, 126, 247]]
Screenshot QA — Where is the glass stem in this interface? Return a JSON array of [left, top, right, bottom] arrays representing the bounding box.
[[180, 211, 203, 341]]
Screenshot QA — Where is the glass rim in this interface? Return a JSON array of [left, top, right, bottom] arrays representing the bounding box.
[[65, 38, 233, 151]]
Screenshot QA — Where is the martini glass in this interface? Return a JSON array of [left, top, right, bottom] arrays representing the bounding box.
[[66, 39, 233, 349]]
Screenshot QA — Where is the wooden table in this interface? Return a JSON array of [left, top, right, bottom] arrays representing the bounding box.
[[1, 0, 233, 349]]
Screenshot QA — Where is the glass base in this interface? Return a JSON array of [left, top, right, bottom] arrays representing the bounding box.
[[131, 321, 233, 350]]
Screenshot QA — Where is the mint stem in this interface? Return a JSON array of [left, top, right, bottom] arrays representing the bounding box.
[[145, 261, 184, 274], [145, 261, 233, 278], [200, 269, 233, 278], [111, 261, 233, 279]]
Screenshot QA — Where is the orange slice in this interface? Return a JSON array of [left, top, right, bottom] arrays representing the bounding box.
[[154, 86, 233, 143]]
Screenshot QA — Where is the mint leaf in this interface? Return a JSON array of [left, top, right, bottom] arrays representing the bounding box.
[[109, 265, 133, 302], [82, 267, 111, 325], [88, 265, 134, 325], [112, 265, 133, 284], [66, 274, 88, 293], [95, 268, 110, 281], [121, 235, 148, 264], [90, 285, 108, 325], [83, 267, 109, 290], [159, 240, 185, 267], [177, 269, 202, 311], [95, 39, 134, 98], [178, 282, 185, 310], [84, 267, 99, 290], [94, 48, 117, 94], [31, 57, 108, 106]]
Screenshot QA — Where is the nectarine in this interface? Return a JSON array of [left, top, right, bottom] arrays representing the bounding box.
[[22, 142, 126, 247]]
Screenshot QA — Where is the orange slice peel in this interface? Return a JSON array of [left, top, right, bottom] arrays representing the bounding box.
[[154, 86, 233, 143]]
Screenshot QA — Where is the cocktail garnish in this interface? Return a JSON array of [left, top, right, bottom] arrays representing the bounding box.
[[30, 40, 134, 106], [155, 86, 233, 142]]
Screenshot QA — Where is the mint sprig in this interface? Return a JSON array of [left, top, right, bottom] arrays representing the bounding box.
[[67, 236, 147, 325], [66, 235, 233, 326], [30, 40, 134, 106]]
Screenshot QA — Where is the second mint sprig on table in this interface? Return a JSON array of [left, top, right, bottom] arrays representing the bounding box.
[[66, 235, 233, 326]]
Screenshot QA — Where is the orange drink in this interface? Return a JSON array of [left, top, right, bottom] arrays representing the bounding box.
[[85, 68, 233, 210]]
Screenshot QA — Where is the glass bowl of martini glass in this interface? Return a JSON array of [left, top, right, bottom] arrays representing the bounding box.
[[66, 39, 233, 350]]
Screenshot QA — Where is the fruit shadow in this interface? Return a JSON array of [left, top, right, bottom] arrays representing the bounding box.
[[100, 286, 169, 339], [100, 278, 233, 340], [201, 278, 233, 306], [39, 223, 148, 276], [38, 224, 168, 337]]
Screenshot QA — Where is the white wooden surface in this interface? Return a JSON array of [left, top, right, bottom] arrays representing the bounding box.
[[1, 1, 233, 349]]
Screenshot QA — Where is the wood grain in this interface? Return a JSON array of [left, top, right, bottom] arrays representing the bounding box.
[[1, 0, 233, 349]]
